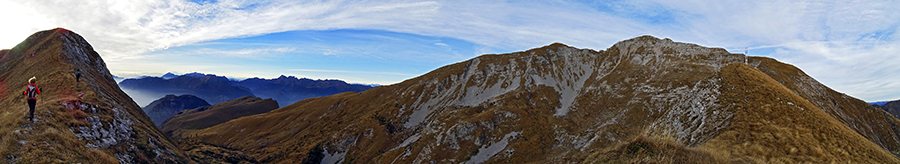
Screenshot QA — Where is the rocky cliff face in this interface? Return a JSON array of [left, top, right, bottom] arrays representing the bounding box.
[[0, 28, 189, 163], [142, 94, 210, 126], [179, 36, 900, 163]]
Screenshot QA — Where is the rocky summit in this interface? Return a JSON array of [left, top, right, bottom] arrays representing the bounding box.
[[0, 28, 189, 163], [178, 36, 900, 163]]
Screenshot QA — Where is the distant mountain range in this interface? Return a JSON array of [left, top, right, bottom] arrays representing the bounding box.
[[235, 75, 373, 106], [871, 101, 891, 106], [118, 73, 374, 107], [119, 74, 256, 105]]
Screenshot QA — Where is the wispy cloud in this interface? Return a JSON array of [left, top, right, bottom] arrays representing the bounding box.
[[195, 47, 296, 58]]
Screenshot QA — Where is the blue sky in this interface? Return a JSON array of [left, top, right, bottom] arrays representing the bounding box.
[[137, 29, 482, 84], [1, 0, 899, 102]]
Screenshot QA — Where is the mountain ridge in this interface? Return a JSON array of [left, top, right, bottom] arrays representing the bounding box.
[[178, 35, 900, 163], [0, 28, 189, 163]]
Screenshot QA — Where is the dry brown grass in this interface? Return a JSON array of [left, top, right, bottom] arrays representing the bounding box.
[[584, 135, 727, 164], [751, 56, 900, 156], [161, 96, 278, 136], [698, 63, 900, 163], [174, 37, 900, 163]]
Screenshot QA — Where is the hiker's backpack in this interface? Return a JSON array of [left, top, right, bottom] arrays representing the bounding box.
[[26, 85, 37, 99]]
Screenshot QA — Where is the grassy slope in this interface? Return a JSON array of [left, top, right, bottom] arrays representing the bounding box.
[[700, 63, 899, 163], [751, 57, 900, 156], [180, 45, 586, 163], [178, 38, 900, 163], [161, 96, 278, 136], [0, 29, 188, 163], [582, 63, 900, 163], [583, 136, 726, 164]]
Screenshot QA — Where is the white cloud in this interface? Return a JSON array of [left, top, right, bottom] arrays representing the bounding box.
[[0, 0, 650, 58], [196, 47, 296, 58], [2, 0, 899, 101]]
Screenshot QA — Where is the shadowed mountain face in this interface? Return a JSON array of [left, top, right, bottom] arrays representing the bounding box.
[[160, 96, 278, 136], [874, 100, 900, 120], [0, 28, 189, 163], [119, 74, 255, 105], [142, 94, 210, 126], [179, 36, 900, 163]]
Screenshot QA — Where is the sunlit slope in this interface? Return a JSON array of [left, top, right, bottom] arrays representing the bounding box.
[[181, 36, 900, 163]]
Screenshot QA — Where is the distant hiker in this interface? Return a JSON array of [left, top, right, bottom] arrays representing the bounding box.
[[23, 77, 42, 122], [75, 69, 81, 82]]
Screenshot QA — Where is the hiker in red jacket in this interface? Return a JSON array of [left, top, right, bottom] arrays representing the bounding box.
[[23, 77, 41, 122]]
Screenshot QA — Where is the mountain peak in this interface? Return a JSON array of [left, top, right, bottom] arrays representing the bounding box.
[[277, 75, 297, 80], [184, 72, 208, 77], [161, 72, 179, 79], [52, 27, 73, 34], [613, 35, 674, 47]]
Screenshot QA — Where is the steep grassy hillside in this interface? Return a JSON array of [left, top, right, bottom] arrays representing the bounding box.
[[0, 28, 189, 163], [750, 57, 900, 155], [178, 36, 900, 163], [704, 63, 897, 163], [585, 63, 900, 163]]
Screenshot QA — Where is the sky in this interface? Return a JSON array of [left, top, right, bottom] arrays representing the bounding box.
[[0, 0, 898, 102]]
